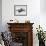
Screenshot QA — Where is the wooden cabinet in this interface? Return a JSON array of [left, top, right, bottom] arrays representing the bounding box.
[[7, 23, 34, 46]]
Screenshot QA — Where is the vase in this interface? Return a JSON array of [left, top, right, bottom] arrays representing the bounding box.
[[39, 40, 45, 46]]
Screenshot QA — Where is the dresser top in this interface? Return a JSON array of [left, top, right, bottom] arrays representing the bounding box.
[[7, 23, 34, 25]]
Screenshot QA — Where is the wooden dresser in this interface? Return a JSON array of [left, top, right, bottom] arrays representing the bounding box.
[[7, 23, 34, 46]]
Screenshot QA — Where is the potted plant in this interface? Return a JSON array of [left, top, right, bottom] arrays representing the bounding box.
[[36, 25, 45, 46]]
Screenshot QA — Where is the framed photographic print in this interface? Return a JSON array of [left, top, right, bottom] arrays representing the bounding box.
[[14, 5, 27, 16]]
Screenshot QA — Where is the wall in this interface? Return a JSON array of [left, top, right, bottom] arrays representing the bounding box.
[[40, 0, 46, 31], [32, 0, 40, 46], [40, 0, 46, 13], [2, 0, 40, 46], [0, 0, 2, 32], [2, 0, 40, 30]]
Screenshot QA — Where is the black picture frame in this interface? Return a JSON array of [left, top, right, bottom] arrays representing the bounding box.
[[14, 5, 27, 16]]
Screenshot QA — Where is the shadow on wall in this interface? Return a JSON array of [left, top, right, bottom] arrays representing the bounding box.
[[0, 0, 2, 32]]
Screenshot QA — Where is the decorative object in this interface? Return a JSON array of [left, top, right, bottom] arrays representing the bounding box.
[[8, 19, 19, 23], [14, 5, 27, 16], [36, 25, 45, 46], [1, 31, 12, 46], [25, 20, 30, 23]]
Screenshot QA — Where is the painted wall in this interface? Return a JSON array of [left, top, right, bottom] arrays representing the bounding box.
[[0, 0, 2, 32], [40, 0, 46, 32], [2, 0, 40, 30]]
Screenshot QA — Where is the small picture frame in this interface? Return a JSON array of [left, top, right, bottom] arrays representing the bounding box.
[[14, 5, 27, 16]]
